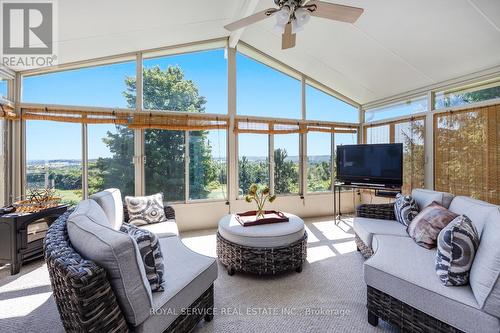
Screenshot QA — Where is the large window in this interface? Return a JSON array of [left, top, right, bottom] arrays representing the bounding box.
[[88, 124, 135, 197], [22, 60, 136, 108], [435, 105, 499, 204], [237, 53, 301, 119], [145, 130, 185, 202], [189, 130, 227, 200], [435, 79, 500, 109], [307, 132, 332, 192], [26, 121, 82, 205], [143, 49, 227, 114], [306, 84, 358, 123], [364, 120, 424, 194], [274, 134, 299, 194], [365, 96, 427, 122], [238, 134, 269, 195], [394, 120, 425, 194]]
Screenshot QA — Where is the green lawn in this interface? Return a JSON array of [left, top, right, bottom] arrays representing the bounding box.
[[55, 189, 82, 206]]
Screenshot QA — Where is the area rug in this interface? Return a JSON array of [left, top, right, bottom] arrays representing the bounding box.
[[0, 217, 394, 333]]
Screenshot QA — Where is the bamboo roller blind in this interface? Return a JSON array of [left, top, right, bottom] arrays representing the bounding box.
[[0, 103, 16, 119], [8, 106, 358, 134], [434, 103, 499, 204], [234, 117, 357, 134], [17, 106, 229, 130]]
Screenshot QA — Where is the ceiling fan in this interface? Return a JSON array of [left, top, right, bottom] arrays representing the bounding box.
[[224, 0, 364, 49]]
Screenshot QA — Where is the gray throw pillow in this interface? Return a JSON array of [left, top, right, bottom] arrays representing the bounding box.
[[121, 223, 165, 291], [394, 193, 419, 226], [125, 193, 166, 226], [436, 215, 479, 286]]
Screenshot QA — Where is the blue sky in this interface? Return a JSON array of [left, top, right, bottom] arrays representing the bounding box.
[[0, 80, 7, 98], [23, 49, 358, 161]]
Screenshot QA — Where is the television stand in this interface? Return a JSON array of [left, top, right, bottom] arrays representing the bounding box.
[[333, 182, 401, 225]]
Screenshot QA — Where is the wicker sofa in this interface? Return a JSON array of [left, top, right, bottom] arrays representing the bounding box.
[[353, 189, 500, 333], [44, 189, 217, 333]]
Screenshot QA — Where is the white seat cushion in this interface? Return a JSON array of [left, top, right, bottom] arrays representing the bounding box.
[[67, 200, 152, 326], [90, 188, 124, 230], [134, 236, 217, 332], [139, 220, 178, 238], [217, 213, 305, 247], [364, 235, 500, 333], [353, 217, 408, 249]]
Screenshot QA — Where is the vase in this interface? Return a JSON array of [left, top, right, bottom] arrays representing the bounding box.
[[256, 209, 265, 219]]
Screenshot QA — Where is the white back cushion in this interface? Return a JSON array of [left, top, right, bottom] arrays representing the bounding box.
[[411, 189, 454, 210], [67, 199, 152, 325], [90, 188, 124, 230], [448, 196, 498, 235], [469, 207, 500, 316]]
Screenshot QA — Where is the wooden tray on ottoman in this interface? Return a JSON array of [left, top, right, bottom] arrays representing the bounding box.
[[235, 210, 289, 227]]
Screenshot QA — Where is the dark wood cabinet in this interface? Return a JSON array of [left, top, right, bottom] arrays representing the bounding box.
[[0, 205, 68, 275]]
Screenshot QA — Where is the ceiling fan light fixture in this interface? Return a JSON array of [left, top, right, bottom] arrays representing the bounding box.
[[291, 20, 304, 33], [274, 23, 286, 34], [294, 7, 311, 27], [276, 6, 291, 24], [274, 6, 290, 33]]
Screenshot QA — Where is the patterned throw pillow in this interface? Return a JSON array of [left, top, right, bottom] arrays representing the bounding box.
[[394, 193, 419, 226], [125, 193, 166, 226], [436, 215, 479, 286], [407, 202, 458, 249], [120, 223, 165, 291]]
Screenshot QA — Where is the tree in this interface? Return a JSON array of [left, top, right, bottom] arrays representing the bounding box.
[[238, 156, 269, 195], [91, 65, 217, 201], [437, 86, 500, 108], [274, 148, 299, 194]]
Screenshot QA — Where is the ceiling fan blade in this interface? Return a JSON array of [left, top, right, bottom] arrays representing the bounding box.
[[306, 1, 363, 23], [224, 8, 279, 31], [282, 22, 296, 50]]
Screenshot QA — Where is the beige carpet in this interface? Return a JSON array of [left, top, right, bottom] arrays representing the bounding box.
[[0, 217, 395, 333]]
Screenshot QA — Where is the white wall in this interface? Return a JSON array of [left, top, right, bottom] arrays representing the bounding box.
[[172, 191, 359, 232]]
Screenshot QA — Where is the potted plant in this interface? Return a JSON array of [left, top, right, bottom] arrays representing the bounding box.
[[244, 184, 276, 219]]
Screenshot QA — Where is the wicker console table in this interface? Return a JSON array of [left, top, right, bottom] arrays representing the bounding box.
[[334, 182, 401, 224], [216, 213, 307, 276], [0, 205, 68, 274]]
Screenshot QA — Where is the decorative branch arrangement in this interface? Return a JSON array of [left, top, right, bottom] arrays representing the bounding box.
[[13, 187, 61, 213], [244, 184, 277, 219]]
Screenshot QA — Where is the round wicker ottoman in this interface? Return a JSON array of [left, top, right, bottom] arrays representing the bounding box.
[[216, 213, 307, 276]]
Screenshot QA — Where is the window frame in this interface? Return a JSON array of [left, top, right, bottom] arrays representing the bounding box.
[[17, 38, 364, 207]]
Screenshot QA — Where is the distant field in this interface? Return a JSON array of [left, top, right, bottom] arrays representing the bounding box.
[[207, 184, 227, 200], [55, 189, 82, 205]]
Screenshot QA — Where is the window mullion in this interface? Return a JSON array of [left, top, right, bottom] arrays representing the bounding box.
[[269, 133, 274, 194], [300, 132, 307, 196], [331, 132, 335, 191], [82, 123, 88, 199], [185, 131, 189, 203]]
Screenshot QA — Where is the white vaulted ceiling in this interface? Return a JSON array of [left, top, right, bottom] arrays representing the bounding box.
[[44, 0, 500, 104]]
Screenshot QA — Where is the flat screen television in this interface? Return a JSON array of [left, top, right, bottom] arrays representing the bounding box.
[[336, 143, 403, 187]]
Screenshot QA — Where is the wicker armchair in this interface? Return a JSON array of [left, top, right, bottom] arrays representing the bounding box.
[[45, 204, 214, 333], [44, 210, 129, 332], [354, 203, 395, 258]]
